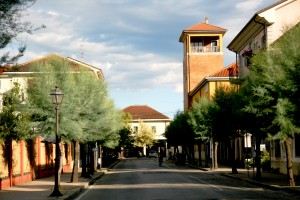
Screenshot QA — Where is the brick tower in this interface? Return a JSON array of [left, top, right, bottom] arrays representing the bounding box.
[[179, 18, 227, 110]]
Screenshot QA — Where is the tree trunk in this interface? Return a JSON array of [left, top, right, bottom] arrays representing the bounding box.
[[89, 142, 95, 175], [70, 140, 79, 182], [230, 139, 238, 174], [99, 144, 102, 170], [80, 143, 88, 177], [255, 135, 262, 180], [28, 139, 36, 180], [214, 141, 218, 169], [284, 140, 295, 186], [8, 138, 13, 187], [198, 142, 202, 167]]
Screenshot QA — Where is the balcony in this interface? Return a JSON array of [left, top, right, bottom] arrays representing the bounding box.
[[191, 45, 220, 53]]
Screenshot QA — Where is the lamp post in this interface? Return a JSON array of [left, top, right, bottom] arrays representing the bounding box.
[[244, 133, 252, 177], [50, 86, 64, 197]]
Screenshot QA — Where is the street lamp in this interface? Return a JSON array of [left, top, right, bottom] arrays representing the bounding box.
[[50, 86, 64, 197], [244, 133, 252, 177]]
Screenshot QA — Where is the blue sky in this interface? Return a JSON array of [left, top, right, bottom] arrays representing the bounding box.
[[17, 0, 278, 118]]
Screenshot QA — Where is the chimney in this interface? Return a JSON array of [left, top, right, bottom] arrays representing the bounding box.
[[205, 17, 208, 24]]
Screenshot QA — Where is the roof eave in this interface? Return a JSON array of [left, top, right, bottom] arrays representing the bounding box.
[[179, 30, 227, 43], [227, 14, 273, 53], [189, 76, 236, 97]]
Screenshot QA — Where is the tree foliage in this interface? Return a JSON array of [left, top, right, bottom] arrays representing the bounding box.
[[241, 23, 300, 185], [132, 121, 156, 148], [165, 111, 194, 147], [27, 57, 122, 145], [0, 0, 45, 67], [188, 97, 213, 141], [0, 82, 30, 141], [118, 112, 133, 148]]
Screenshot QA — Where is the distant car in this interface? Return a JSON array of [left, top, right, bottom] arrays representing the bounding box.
[[148, 150, 158, 158]]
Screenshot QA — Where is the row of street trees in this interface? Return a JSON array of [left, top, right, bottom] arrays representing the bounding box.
[[165, 23, 300, 186], [0, 57, 124, 192], [26, 58, 123, 182]]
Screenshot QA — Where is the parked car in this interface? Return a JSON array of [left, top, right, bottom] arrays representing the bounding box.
[[148, 150, 158, 158]]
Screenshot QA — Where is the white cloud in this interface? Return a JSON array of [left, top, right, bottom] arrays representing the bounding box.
[[235, 0, 267, 12], [16, 0, 279, 116], [47, 11, 59, 17]]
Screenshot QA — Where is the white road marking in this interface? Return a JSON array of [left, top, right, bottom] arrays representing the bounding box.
[[189, 175, 223, 191]]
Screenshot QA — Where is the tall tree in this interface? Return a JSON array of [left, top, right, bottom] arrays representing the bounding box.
[[165, 111, 195, 164], [133, 120, 156, 150], [0, 82, 30, 186], [242, 23, 300, 185], [0, 0, 44, 67], [187, 97, 213, 167], [27, 57, 122, 182], [211, 85, 242, 171]]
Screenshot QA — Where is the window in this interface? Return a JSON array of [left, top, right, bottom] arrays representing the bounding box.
[[211, 40, 218, 52], [133, 126, 138, 134], [295, 133, 300, 157], [191, 42, 204, 52], [151, 126, 156, 134], [261, 33, 266, 49], [205, 83, 209, 93]]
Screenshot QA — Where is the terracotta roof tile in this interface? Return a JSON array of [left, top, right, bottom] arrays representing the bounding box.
[[123, 105, 170, 120], [209, 62, 238, 77], [2, 54, 104, 79], [184, 22, 227, 32]]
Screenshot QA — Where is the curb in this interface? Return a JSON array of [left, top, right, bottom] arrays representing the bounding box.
[[221, 173, 300, 195], [64, 159, 121, 200]]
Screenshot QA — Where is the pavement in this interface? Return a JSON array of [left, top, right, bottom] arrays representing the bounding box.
[[188, 164, 300, 195], [0, 168, 108, 200], [1, 159, 300, 199]]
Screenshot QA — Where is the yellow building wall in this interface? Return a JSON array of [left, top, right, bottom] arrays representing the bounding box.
[[0, 143, 8, 178], [190, 80, 234, 106]]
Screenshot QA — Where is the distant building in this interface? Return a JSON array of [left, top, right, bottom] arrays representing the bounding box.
[[123, 105, 171, 156]]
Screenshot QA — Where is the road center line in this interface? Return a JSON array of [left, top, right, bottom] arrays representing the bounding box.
[[189, 175, 223, 191]]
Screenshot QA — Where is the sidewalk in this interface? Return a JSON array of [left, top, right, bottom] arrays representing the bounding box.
[[195, 165, 300, 195], [0, 169, 108, 200]]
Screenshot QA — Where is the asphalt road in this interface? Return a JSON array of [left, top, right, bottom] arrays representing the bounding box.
[[74, 158, 299, 200]]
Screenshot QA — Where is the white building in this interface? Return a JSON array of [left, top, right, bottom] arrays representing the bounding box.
[[123, 105, 171, 156], [227, 0, 300, 175]]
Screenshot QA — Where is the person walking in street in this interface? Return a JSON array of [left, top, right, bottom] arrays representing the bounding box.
[[159, 151, 164, 166]]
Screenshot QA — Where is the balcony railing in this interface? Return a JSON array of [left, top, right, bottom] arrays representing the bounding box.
[[191, 45, 220, 53]]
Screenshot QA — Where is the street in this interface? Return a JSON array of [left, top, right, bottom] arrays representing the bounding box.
[[74, 158, 299, 200]]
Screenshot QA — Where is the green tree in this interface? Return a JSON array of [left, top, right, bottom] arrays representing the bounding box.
[[118, 112, 134, 149], [0, 0, 45, 67], [133, 120, 156, 149], [188, 86, 242, 171], [211, 86, 242, 171], [0, 82, 30, 140], [165, 111, 195, 163], [0, 82, 30, 186], [242, 23, 300, 185], [187, 97, 213, 167], [27, 57, 122, 182]]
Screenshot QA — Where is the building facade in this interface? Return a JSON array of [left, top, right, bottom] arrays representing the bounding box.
[[227, 0, 300, 175], [122, 105, 171, 156]]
